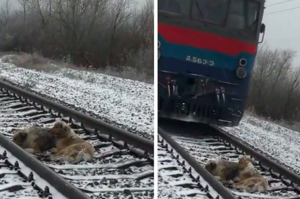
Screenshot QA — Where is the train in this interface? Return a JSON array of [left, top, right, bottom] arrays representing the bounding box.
[[158, 0, 266, 126]]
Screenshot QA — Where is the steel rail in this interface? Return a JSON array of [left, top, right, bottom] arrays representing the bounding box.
[[0, 80, 153, 154], [0, 133, 90, 199], [158, 127, 237, 199]]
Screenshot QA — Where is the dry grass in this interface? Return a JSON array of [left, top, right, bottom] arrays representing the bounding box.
[[1, 53, 153, 83], [2, 53, 61, 72], [97, 66, 152, 83]]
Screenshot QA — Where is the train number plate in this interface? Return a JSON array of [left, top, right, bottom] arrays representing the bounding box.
[[186, 56, 215, 66]]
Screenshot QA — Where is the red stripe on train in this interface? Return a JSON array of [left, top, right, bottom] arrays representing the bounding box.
[[158, 23, 257, 56]]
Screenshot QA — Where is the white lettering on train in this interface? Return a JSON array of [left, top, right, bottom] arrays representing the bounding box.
[[186, 56, 215, 66]]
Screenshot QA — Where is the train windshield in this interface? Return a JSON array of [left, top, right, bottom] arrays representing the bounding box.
[[192, 0, 229, 25], [227, 0, 259, 31], [192, 0, 260, 32], [158, 0, 183, 14]]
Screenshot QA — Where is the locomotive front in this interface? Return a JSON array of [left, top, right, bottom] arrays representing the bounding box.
[[158, 0, 265, 126]]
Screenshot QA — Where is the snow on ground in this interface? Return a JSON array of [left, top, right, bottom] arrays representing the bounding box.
[[222, 115, 300, 174], [0, 58, 153, 140]]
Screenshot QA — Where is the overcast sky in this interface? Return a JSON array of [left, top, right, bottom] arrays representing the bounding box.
[[263, 0, 300, 66]]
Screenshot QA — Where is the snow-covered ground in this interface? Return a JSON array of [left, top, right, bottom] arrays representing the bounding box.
[[222, 115, 300, 174], [0, 57, 153, 140]]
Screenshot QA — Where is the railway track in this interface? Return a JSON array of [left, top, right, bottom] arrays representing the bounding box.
[[158, 119, 300, 199], [0, 144, 70, 199], [0, 80, 154, 199], [158, 135, 222, 199]]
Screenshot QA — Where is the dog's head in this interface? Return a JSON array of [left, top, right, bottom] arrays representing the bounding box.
[[49, 122, 71, 138], [238, 155, 252, 170], [205, 160, 218, 174], [12, 130, 28, 147]]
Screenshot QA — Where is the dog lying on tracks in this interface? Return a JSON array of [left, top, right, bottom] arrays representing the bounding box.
[[12, 126, 56, 154], [205, 156, 268, 193], [237, 156, 262, 180], [205, 159, 240, 182], [234, 156, 268, 193], [233, 176, 268, 193], [49, 121, 95, 164]]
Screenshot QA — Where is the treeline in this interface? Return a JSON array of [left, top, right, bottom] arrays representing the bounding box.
[[247, 44, 300, 121], [0, 0, 153, 75]]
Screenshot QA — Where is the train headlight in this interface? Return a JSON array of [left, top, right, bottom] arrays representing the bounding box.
[[236, 67, 247, 79], [239, 58, 247, 67]]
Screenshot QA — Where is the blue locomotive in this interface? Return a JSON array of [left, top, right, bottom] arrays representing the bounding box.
[[158, 0, 266, 126]]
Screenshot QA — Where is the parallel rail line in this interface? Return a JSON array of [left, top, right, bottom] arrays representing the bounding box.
[[0, 80, 154, 199]]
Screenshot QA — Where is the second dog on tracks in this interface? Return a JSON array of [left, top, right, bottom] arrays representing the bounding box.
[[233, 176, 268, 193], [205, 156, 268, 193], [12, 126, 56, 154], [233, 155, 268, 193], [49, 121, 95, 164], [205, 159, 240, 182], [237, 156, 262, 180]]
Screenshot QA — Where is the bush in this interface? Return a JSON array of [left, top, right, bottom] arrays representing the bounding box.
[[247, 44, 300, 121]]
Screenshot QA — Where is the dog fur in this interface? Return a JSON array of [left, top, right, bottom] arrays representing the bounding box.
[[205, 159, 240, 182], [49, 121, 94, 163], [205, 156, 268, 193], [237, 156, 261, 181], [233, 176, 268, 193], [12, 126, 56, 153], [233, 156, 268, 193]]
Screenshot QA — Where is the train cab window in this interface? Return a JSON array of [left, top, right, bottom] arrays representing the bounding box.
[[227, 0, 246, 29], [227, 0, 259, 33], [246, 2, 260, 33], [191, 0, 229, 25], [159, 0, 182, 14]]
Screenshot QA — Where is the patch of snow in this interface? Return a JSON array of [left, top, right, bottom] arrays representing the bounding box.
[[0, 59, 153, 140], [222, 115, 300, 174]]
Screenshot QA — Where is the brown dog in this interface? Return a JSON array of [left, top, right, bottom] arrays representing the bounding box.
[[232, 156, 268, 193], [49, 121, 94, 164], [237, 156, 261, 181], [205, 159, 240, 182], [233, 176, 268, 193], [12, 126, 56, 153]]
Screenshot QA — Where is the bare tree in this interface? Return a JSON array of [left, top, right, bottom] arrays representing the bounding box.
[[107, 0, 133, 65], [0, 0, 11, 33], [282, 67, 300, 118], [17, 0, 28, 23], [248, 44, 299, 120]]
